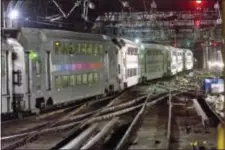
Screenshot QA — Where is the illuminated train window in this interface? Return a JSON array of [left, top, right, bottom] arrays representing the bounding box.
[[82, 74, 88, 84], [99, 45, 104, 54], [93, 73, 98, 82], [62, 76, 69, 87], [55, 76, 62, 89], [88, 73, 93, 83], [76, 74, 82, 84], [54, 41, 105, 56], [69, 75, 76, 86], [77, 44, 82, 53], [88, 43, 93, 54]]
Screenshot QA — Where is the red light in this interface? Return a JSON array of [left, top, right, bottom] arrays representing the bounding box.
[[195, 20, 200, 28], [212, 42, 217, 47], [196, 0, 202, 4]]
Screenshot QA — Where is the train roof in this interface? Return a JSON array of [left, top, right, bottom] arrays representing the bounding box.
[[19, 27, 112, 41]]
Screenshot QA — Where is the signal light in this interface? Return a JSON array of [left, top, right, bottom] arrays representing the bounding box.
[[195, 20, 201, 28], [196, 0, 202, 4]]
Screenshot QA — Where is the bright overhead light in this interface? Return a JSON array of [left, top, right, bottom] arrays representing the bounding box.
[[135, 38, 140, 44], [8, 10, 19, 19], [88, 2, 95, 9]]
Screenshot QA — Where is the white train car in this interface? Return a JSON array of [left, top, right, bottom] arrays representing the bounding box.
[[176, 48, 184, 73], [168, 46, 177, 75], [116, 38, 140, 90], [184, 49, 194, 70]]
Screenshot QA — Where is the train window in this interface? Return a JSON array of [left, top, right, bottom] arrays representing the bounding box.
[[68, 42, 73, 54], [60, 44, 65, 55], [76, 74, 82, 84], [93, 72, 98, 82], [77, 44, 81, 53], [36, 60, 41, 76], [55, 76, 62, 89], [118, 65, 120, 74], [88, 73, 93, 83], [82, 43, 87, 54], [1, 55, 5, 76], [62, 75, 69, 88], [94, 44, 98, 55], [88, 43, 93, 54], [82, 74, 88, 84], [69, 75, 76, 86], [172, 52, 176, 56], [71, 43, 76, 54], [99, 45, 104, 54], [127, 69, 130, 77]]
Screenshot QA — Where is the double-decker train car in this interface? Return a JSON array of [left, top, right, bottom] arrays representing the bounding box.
[[139, 44, 169, 81], [114, 38, 140, 90]]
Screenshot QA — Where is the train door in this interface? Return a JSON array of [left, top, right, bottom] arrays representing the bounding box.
[[1, 49, 13, 114], [104, 48, 109, 93], [7, 39, 26, 112]]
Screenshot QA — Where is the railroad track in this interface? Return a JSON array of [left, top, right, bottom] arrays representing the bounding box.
[[2, 76, 202, 150], [122, 92, 217, 150], [1, 85, 152, 150]]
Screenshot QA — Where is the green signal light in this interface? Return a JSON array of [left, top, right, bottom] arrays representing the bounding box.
[[29, 50, 38, 60]]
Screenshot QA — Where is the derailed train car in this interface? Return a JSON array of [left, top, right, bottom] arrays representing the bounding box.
[[139, 44, 180, 82]]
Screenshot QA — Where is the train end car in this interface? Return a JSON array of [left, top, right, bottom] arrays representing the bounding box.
[[112, 38, 140, 90]]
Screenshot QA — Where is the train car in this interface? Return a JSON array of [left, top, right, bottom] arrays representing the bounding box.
[[114, 38, 141, 89], [139, 44, 169, 81], [167, 46, 178, 75], [1, 37, 25, 114], [176, 48, 184, 73], [3, 27, 120, 113], [183, 49, 194, 70]]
